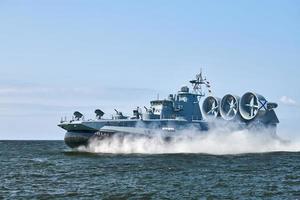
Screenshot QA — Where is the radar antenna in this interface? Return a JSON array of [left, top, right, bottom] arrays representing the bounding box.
[[189, 68, 212, 97]]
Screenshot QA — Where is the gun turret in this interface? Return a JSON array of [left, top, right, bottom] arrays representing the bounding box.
[[73, 111, 83, 121], [113, 109, 127, 119], [95, 109, 105, 119], [133, 107, 141, 119], [144, 106, 148, 112]]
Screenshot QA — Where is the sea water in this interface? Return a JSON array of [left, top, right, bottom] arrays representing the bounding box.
[[1, 140, 300, 199]]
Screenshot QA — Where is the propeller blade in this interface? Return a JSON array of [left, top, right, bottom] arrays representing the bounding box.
[[250, 107, 254, 117], [207, 100, 218, 116], [254, 109, 258, 115], [226, 108, 233, 116], [227, 99, 231, 105], [250, 96, 254, 107], [233, 108, 237, 114], [212, 101, 216, 108], [230, 99, 235, 107]]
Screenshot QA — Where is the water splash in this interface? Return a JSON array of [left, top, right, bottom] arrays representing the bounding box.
[[79, 127, 300, 155]]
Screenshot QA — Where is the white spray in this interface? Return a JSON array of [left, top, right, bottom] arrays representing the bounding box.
[[78, 123, 300, 155]]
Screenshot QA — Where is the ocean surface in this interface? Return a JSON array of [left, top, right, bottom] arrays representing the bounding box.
[[1, 140, 300, 199]]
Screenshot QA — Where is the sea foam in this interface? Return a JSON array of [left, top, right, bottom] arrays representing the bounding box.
[[79, 124, 300, 155]]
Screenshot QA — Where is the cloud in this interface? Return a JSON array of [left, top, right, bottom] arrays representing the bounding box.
[[0, 84, 157, 101], [0, 83, 159, 117], [280, 96, 298, 106]]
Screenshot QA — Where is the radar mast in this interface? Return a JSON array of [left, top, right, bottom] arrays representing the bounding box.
[[189, 69, 212, 97]]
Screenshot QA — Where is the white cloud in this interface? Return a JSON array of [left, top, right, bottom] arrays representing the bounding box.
[[280, 96, 298, 106], [0, 83, 159, 117]]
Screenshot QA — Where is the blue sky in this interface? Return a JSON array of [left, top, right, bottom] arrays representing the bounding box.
[[0, 0, 299, 139]]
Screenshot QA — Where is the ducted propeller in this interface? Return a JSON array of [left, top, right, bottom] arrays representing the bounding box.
[[202, 96, 220, 119], [239, 92, 267, 121], [220, 94, 240, 120]]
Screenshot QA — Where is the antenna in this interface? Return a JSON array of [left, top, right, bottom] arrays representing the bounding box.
[[189, 68, 212, 97]]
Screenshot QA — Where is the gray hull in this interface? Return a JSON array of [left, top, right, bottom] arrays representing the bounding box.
[[64, 132, 95, 148], [61, 119, 210, 148]]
